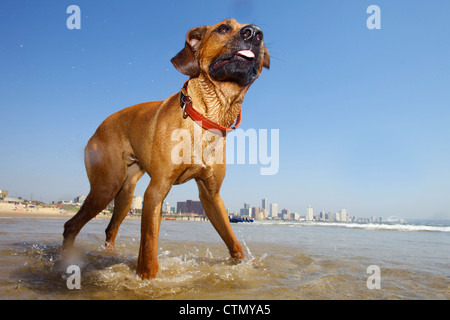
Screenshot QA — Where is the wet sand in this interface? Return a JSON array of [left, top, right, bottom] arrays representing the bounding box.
[[0, 203, 140, 221]]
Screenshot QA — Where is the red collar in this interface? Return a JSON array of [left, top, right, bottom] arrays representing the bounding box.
[[179, 80, 242, 135]]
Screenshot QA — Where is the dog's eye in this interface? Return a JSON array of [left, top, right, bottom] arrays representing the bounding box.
[[217, 24, 231, 34]]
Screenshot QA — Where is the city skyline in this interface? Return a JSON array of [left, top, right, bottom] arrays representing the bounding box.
[[1, 1, 449, 221], [45, 192, 387, 223], [1, 182, 446, 221], [5, 187, 440, 224]]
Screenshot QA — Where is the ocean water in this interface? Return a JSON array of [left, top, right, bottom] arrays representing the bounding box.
[[0, 217, 448, 300]]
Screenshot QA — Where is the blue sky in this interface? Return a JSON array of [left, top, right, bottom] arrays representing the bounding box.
[[1, 1, 449, 219]]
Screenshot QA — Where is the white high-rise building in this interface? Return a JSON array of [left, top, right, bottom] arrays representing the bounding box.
[[165, 202, 171, 214], [340, 209, 347, 222], [270, 203, 278, 219], [131, 195, 143, 210], [306, 205, 314, 221]]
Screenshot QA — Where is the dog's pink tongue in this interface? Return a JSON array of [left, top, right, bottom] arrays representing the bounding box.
[[237, 50, 255, 59]]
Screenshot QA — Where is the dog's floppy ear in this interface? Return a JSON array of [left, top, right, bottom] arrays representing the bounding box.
[[263, 46, 270, 69], [171, 26, 207, 77]]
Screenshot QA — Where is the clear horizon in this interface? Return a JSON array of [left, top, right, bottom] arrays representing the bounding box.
[[1, 1, 449, 220]]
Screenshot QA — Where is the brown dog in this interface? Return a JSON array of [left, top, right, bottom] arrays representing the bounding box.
[[63, 19, 270, 279]]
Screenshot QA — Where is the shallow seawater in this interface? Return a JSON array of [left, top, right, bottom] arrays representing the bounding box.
[[0, 218, 449, 300]]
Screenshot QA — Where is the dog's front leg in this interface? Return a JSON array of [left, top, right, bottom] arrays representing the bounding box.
[[137, 179, 172, 279], [196, 180, 244, 260]]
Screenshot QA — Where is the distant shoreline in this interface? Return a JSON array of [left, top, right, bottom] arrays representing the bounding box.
[[0, 203, 204, 222], [0, 202, 140, 221]]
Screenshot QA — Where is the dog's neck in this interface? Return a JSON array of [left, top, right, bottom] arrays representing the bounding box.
[[186, 76, 249, 128]]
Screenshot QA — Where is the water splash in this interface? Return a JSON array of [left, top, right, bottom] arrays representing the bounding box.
[[241, 237, 254, 261]]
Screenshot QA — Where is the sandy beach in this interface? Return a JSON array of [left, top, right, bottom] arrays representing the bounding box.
[[0, 202, 140, 221], [0, 202, 72, 219]]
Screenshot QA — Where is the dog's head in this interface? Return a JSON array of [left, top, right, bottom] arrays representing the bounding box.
[[171, 19, 270, 87]]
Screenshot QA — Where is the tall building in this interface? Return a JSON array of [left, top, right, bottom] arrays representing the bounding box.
[[240, 206, 251, 217], [329, 212, 335, 222], [131, 195, 143, 210], [262, 198, 268, 219], [270, 203, 278, 218], [340, 209, 347, 222], [252, 207, 261, 220], [262, 198, 268, 210], [165, 202, 171, 214], [306, 205, 314, 221], [281, 208, 290, 219], [319, 211, 326, 221], [177, 200, 205, 216]]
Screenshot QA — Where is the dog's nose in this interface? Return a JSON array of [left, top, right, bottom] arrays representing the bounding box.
[[240, 25, 263, 46]]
